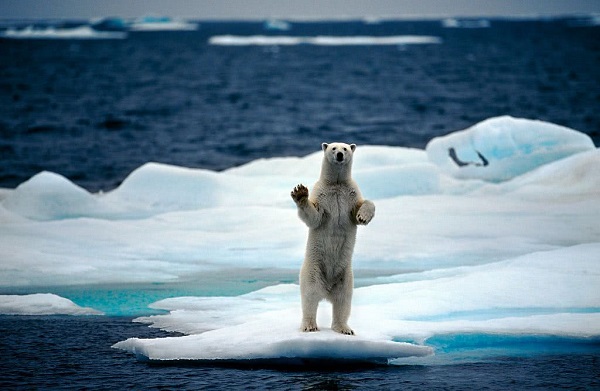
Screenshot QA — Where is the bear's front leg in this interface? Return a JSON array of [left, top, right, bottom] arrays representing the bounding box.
[[355, 200, 375, 225], [291, 184, 322, 229]]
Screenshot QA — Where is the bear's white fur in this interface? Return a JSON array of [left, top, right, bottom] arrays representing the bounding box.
[[291, 142, 375, 335]]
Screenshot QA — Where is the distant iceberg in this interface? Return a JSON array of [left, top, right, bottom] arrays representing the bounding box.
[[0, 25, 127, 39], [89, 17, 129, 32], [363, 16, 383, 25], [129, 16, 197, 31], [209, 35, 442, 46], [441, 18, 491, 28], [263, 19, 291, 31]]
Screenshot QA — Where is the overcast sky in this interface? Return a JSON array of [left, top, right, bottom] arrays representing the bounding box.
[[0, 0, 598, 20]]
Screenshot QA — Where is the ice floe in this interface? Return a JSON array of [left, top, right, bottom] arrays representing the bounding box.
[[114, 243, 599, 363], [128, 16, 197, 31], [0, 293, 103, 315], [0, 116, 598, 363], [208, 35, 442, 46], [441, 18, 491, 28], [1, 25, 127, 39]]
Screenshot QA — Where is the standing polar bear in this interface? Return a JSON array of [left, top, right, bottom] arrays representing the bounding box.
[[291, 142, 375, 335]]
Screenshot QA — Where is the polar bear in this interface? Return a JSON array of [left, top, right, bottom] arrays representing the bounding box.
[[291, 142, 375, 335]]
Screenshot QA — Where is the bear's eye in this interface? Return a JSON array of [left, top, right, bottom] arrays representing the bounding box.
[[343, 147, 347, 151], [332, 147, 336, 151]]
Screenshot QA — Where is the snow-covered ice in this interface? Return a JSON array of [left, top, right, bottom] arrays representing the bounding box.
[[1, 116, 598, 364], [0, 294, 103, 315], [114, 284, 433, 364]]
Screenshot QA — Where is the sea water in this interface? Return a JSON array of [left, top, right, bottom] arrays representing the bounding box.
[[1, 18, 599, 389], [0, 316, 598, 390], [1, 19, 598, 192]]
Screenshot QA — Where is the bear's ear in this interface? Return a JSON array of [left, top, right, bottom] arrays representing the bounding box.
[[350, 144, 356, 152], [322, 143, 329, 152]]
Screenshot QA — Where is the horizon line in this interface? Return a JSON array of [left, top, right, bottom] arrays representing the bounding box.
[[0, 11, 598, 23]]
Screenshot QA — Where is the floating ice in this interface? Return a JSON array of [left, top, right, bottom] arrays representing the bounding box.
[[0, 116, 598, 362], [263, 19, 291, 31], [441, 18, 491, 28], [1, 25, 127, 39], [128, 16, 197, 31], [114, 243, 599, 363], [208, 35, 442, 46], [114, 318, 432, 364], [426, 116, 595, 182], [114, 286, 433, 364], [0, 294, 103, 315]]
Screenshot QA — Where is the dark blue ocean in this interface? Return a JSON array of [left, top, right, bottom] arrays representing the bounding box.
[[0, 316, 598, 390], [1, 19, 599, 389], [1, 19, 599, 192]]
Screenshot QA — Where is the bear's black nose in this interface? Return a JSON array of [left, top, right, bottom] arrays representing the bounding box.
[[336, 152, 344, 162]]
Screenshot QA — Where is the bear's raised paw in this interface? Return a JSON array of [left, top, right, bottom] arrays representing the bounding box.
[[291, 184, 309, 204], [356, 203, 375, 225]]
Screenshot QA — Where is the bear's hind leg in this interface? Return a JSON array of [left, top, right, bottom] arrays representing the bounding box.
[[300, 290, 320, 332], [330, 280, 354, 335]]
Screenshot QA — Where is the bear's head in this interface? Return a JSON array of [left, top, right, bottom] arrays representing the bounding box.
[[322, 142, 356, 165]]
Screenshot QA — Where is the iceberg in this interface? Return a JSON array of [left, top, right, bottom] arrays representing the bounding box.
[[426, 116, 595, 182], [0, 116, 598, 364], [0, 25, 127, 39], [441, 18, 491, 28], [128, 16, 197, 32], [263, 19, 291, 31], [0, 293, 102, 315]]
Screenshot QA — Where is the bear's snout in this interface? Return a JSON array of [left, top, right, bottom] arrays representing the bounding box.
[[336, 152, 344, 162]]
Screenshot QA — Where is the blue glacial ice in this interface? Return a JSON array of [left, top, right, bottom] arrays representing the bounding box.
[[426, 116, 595, 182], [0, 116, 599, 363]]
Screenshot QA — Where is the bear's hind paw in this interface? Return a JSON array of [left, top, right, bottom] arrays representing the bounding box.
[[332, 324, 355, 335], [301, 319, 319, 332]]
